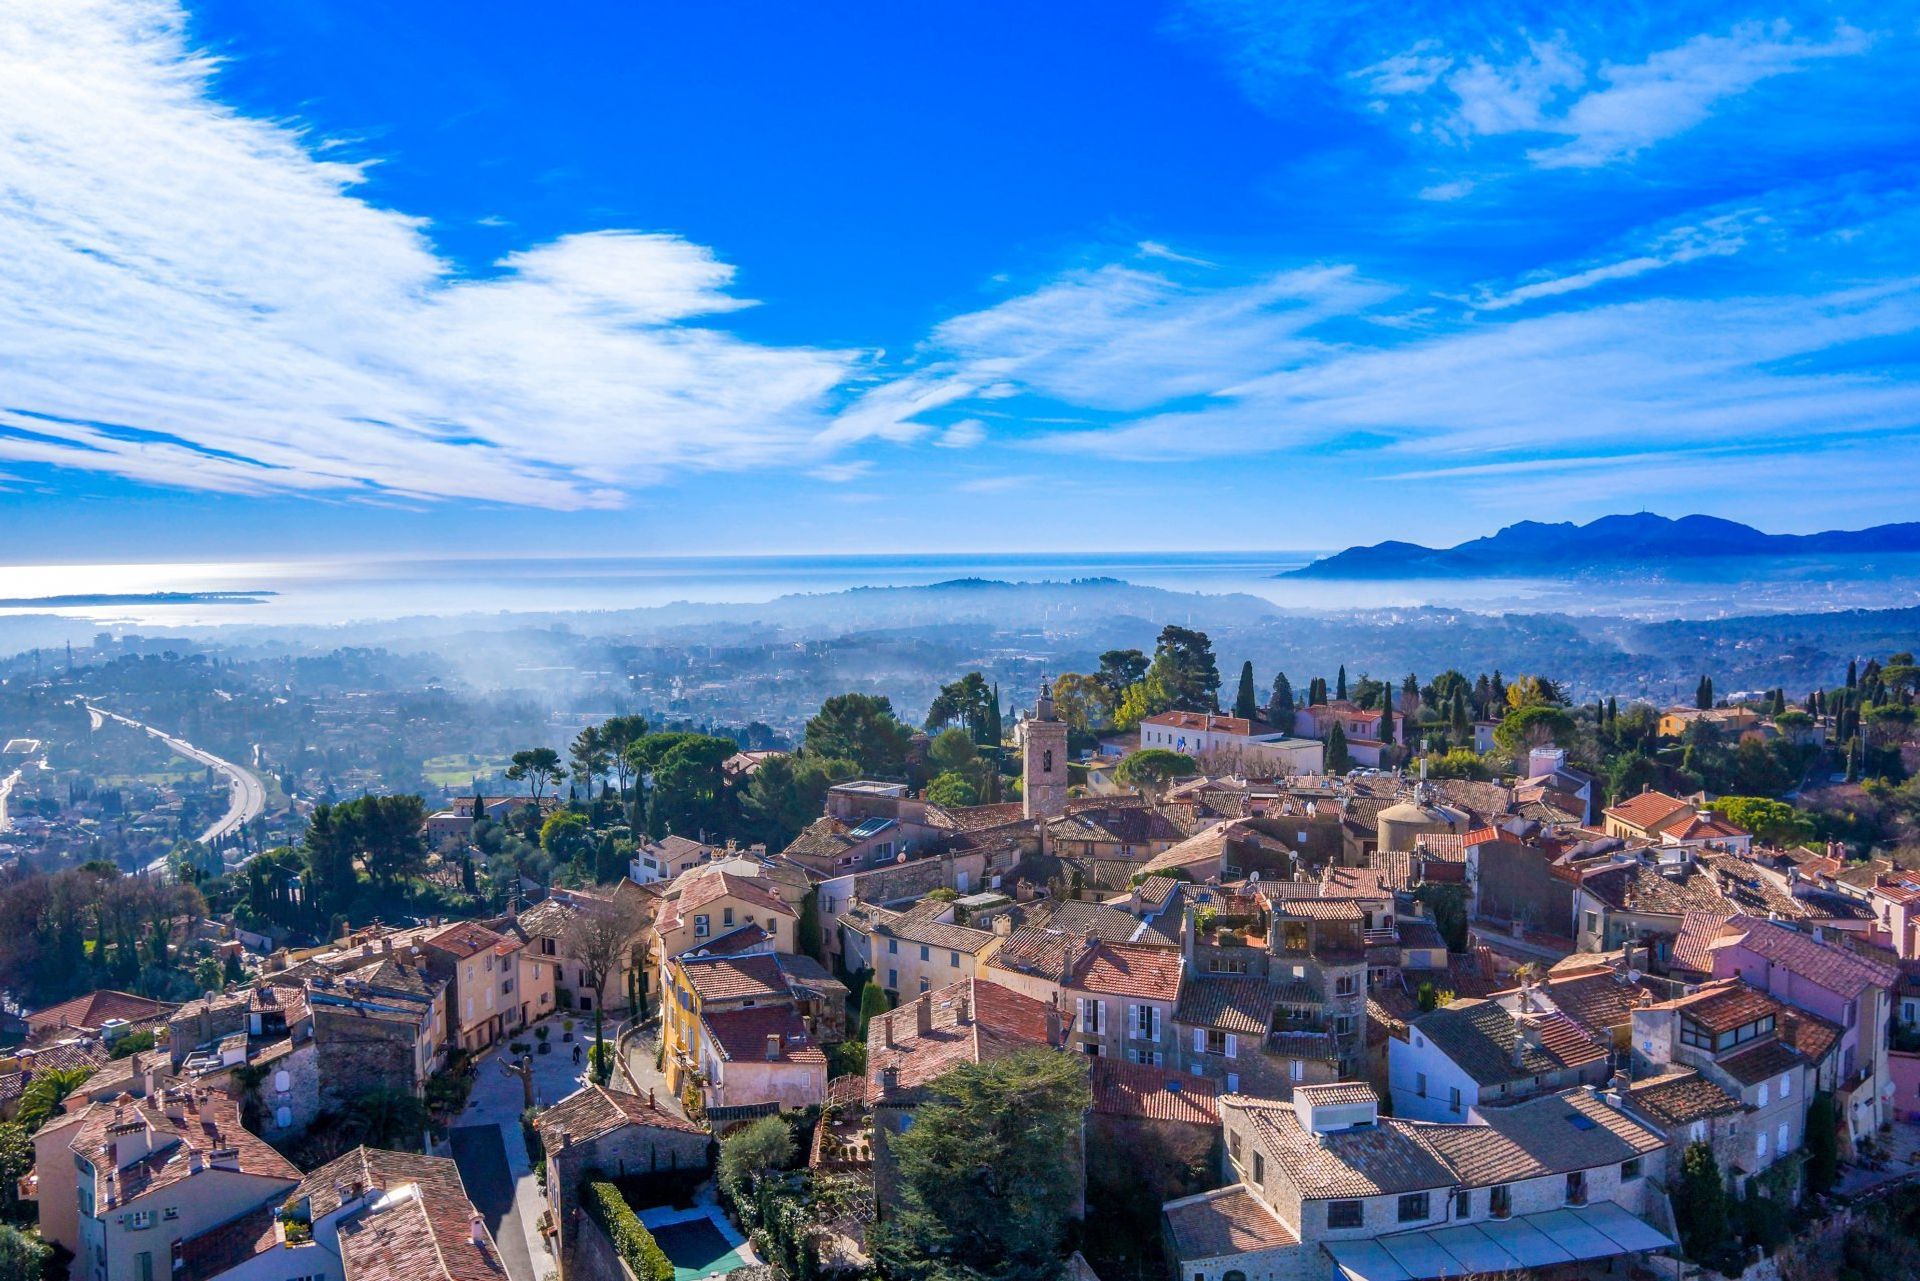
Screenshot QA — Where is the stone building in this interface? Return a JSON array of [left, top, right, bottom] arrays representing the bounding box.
[[1020, 687, 1069, 821]]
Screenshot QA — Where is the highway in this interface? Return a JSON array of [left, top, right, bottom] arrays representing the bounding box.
[[85, 704, 267, 873]]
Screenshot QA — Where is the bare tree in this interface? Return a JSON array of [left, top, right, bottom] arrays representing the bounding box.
[[561, 893, 649, 1084]]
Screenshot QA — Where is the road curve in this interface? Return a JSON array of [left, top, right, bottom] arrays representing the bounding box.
[[85, 704, 267, 872]]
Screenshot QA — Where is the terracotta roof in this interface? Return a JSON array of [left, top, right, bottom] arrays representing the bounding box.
[[26, 990, 174, 1039], [988, 926, 1088, 985], [1717, 1037, 1805, 1085], [1275, 899, 1364, 922], [1137, 823, 1233, 877], [425, 923, 511, 959], [1174, 977, 1273, 1036], [0, 1040, 106, 1103], [1320, 866, 1395, 899], [1529, 969, 1654, 1037], [866, 978, 1059, 1102], [1712, 915, 1899, 998], [1142, 711, 1275, 737], [1673, 981, 1784, 1034], [1779, 1007, 1843, 1066], [1628, 1071, 1744, 1127], [1228, 1095, 1454, 1199], [1672, 911, 1735, 973], [175, 1205, 278, 1280], [1604, 791, 1692, 831], [685, 922, 773, 957], [1163, 1185, 1297, 1260], [332, 1149, 510, 1281], [1089, 1057, 1219, 1126], [701, 1005, 826, 1066], [1660, 814, 1747, 842], [866, 904, 999, 955], [535, 1082, 705, 1148], [1068, 942, 1184, 1000], [782, 816, 858, 860], [70, 1088, 299, 1208], [678, 953, 791, 1004], [513, 898, 578, 941], [927, 802, 1029, 833], [1267, 1030, 1341, 1061], [1411, 999, 1606, 1086], [660, 869, 796, 934]]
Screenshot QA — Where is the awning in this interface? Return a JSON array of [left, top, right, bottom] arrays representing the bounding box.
[[1327, 1201, 1675, 1281]]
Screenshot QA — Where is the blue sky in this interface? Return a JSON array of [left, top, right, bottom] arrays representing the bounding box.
[[2, 0, 1919, 562]]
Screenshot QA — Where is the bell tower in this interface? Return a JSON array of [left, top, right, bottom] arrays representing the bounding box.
[[1022, 684, 1069, 820]]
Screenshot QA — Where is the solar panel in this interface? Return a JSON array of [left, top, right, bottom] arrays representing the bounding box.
[[1567, 1112, 1598, 1129]]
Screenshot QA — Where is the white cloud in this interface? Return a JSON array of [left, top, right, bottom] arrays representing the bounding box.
[[0, 0, 861, 507], [1375, 21, 1873, 167], [934, 419, 987, 449], [1466, 212, 1754, 309], [1417, 179, 1476, 201], [808, 460, 874, 483]]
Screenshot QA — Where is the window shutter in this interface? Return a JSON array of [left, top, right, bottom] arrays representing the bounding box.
[[1225, 1033, 1238, 1059], [1193, 1027, 1205, 1053], [1151, 1007, 1161, 1040]]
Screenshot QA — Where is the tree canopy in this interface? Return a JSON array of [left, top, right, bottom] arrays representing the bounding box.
[[804, 693, 912, 776], [872, 1049, 1092, 1281], [1151, 625, 1221, 712]]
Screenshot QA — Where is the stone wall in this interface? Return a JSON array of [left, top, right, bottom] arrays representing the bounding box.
[[313, 1006, 426, 1110], [569, 1207, 639, 1281]]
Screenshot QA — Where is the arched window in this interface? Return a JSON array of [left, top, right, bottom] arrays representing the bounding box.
[[1043, 750, 1053, 772], [1223, 1271, 1247, 1281]]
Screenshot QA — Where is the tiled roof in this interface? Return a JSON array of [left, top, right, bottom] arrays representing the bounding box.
[[1229, 1095, 1454, 1198], [1137, 823, 1233, 876], [1142, 711, 1274, 736], [0, 1040, 105, 1103], [1411, 999, 1606, 1086], [1717, 1037, 1805, 1086], [331, 1149, 510, 1281], [1417, 1088, 1665, 1187], [927, 801, 1031, 833], [1779, 1007, 1843, 1066], [1395, 920, 1447, 953], [1275, 899, 1364, 922], [1580, 855, 1806, 920], [661, 870, 796, 933], [1672, 911, 1734, 973], [1163, 1185, 1297, 1260], [175, 1206, 277, 1280], [865, 904, 999, 955], [988, 926, 1088, 985], [1525, 969, 1654, 1037], [1045, 899, 1160, 943], [1292, 1082, 1377, 1106], [535, 1082, 705, 1148], [686, 922, 773, 957], [425, 923, 510, 959], [866, 979, 1058, 1103], [701, 1005, 826, 1066], [70, 1088, 299, 1208], [1673, 981, 1784, 1034], [513, 898, 578, 941], [1174, 977, 1273, 1036], [1628, 1071, 1744, 1127], [678, 953, 791, 1004], [1661, 814, 1747, 842], [1089, 1057, 1219, 1126], [1604, 791, 1692, 831], [1267, 1031, 1340, 1061], [1321, 866, 1395, 898], [782, 816, 857, 860], [26, 989, 175, 1038], [1068, 942, 1184, 1000], [1712, 915, 1899, 998]]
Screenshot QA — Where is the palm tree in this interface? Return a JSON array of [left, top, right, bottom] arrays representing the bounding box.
[[17, 1066, 94, 1133]]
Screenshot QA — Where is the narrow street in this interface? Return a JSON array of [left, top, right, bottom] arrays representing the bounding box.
[[451, 1016, 605, 1281]]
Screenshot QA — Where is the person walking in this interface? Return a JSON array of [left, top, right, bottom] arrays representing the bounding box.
[[572, 1042, 582, 1066]]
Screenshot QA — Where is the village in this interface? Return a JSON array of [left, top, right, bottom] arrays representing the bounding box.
[[1, 640, 1918, 1281]]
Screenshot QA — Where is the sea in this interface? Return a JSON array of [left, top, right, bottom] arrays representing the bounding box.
[[3, 549, 1919, 632]]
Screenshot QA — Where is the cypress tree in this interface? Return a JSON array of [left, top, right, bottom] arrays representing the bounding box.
[[1449, 690, 1470, 741], [1326, 721, 1351, 772], [1607, 695, 1618, 724], [1233, 662, 1259, 721], [1379, 685, 1395, 748], [1336, 665, 1347, 701], [1490, 670, 1506, 707], [1267, 672, 1294, 727], [1847, 659, 1858, 690], [986, 683, 1003, 745]]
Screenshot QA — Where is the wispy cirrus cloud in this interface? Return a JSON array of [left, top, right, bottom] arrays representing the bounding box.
[[0, 0, 862, 508]]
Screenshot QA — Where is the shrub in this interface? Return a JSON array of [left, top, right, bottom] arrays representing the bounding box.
[[583, 1181, 672, 1281]]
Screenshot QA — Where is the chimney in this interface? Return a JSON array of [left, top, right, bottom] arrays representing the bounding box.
[[914, 993, 933, 1037], [880, 1065, 899, 1095], [1045, 1005, 1063, 1047], [955, 992, 972, 1025], [992, 913, 1013, 937], [188, 1150, 203, 1174], [648, 1088, 657, 1109], [471, 1214, 486, 1246], [1181, 900, 1198, 966], [765, 1033, 783, 1061], [881, 1013, 895, 1048], [382, 936, 394, 954]]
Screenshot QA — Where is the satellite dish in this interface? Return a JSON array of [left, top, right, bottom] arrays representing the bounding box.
[[1248, 870, 1260, 882], [1626, 969, 1642, 982]]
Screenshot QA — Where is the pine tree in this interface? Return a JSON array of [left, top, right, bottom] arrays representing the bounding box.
[[1233, 662, 1259, 721], [1336, 665, 1347, 701], [1402, 672, 1418, 696]]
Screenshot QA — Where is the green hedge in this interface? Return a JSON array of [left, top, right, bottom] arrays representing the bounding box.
[[583, 1181, 672, 1281]]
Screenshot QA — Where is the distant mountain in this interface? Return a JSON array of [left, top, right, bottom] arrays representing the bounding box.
[[1285, 514, 1920, 579]]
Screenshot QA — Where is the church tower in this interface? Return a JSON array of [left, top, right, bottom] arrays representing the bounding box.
[[1021, 684, 1069, 820]]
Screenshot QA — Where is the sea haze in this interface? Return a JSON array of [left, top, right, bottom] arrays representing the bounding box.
[[4, 548, 1920, 638]]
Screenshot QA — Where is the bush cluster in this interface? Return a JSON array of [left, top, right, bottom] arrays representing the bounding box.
[[583, 1180, 672, 1281]]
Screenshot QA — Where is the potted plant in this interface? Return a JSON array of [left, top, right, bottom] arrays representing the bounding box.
[[562, 1018, 575, 1043], [535, 1025, 551, 1055]]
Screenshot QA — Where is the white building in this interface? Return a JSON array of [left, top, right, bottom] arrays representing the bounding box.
[[1138, 711, 1324, 775]]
